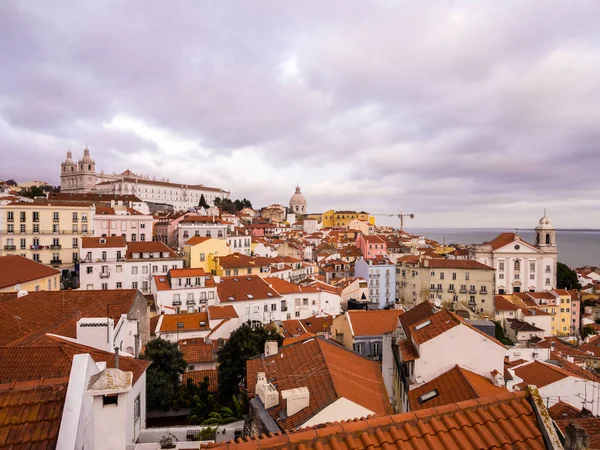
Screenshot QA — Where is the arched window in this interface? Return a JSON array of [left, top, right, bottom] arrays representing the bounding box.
[[354, 342, 364, 355], [546, 234, 550, 245], [536, 233, 540, 245], [514, 259, 520, 271], [88, 164, 91, 170]]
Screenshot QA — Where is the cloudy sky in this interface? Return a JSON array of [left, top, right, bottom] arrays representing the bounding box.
[[2, 1, 600, 228]]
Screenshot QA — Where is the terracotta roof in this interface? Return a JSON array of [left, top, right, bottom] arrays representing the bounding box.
[[264, 277, 320, 295], [126, 241, 180, 259], [185, 236, 213, 245], [512, 361, 582, 388], [180, 215, 226, 224], [181, 369, 218, 392], [205, 390, 550, 450], [246, 337, 392, 431], [208, 305, 239, 320], [300, 316, 333, 335], [0, 289, 140, 347], [398, 301, 437, 341], [217, 275, 281, 303], [81, 236, 126, 248], [521, 307, 551, 317], [275, 319, 307, 338], [398, 340, 419, 362], [0, 255, 60, 289], [426, 259, 494, 270], [179, 338, 215, 363], [483, 232, 537, 251], [408, 365, 508, 411], [0, 381, 68, 449], [159, 312, 210, 333], [548, 401, 584, 421], [396, 255, 419, 263], [47, 192, 143, 202], [494, 295, 519, 311], [347, 310, 404, 337], [554, 417, 600, 448], [283, 332, 317, 346], [506, 318, 544, 333], [217, 253, 273, 269]]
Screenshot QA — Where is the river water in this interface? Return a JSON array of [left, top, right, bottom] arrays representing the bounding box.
[[405, 228, 600, 268]]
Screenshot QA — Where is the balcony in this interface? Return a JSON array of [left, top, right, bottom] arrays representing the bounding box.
[[281, 306, 288, 312], [436, 287, 443, 292], [50, 245, 62, 250], [53, 217, 59, 223], [460, 288, 467, 293], [173, 300, 182, 306], [186, 300, 196, 305], [3, 245, 16, 250], [480, 288, 488, 294], [50, 259, 62, 266], [99, 272, 110, 279], [7, 217, 13, 222], [469, 288, 476, 294], [448, 288, 455, 293]]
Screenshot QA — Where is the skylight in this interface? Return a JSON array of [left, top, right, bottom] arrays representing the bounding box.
[[228, 296, 235, 301], [177, 322, 184, 329], [418, 389, 439, 404], [414, 320, 432, 331], [247, 294, 254, 299], [267, 293, 273, 297]]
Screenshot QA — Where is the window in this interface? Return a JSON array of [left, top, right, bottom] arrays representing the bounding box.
[[72, 224, 78, 233], [140, 233, 145, 241], [7, 224, 14, 233], [131, 266, 138, 274], [465, 272, 470, 281], [295, 311, 300, 317], [116, 282, 122, 288], [142, 266, 148, 274], [372, 342, 381, 356], [33, 212, 39, 222], [530, 274, 535, 280], [52, 224, 59, 233], [20, 238, 25, 249], [355, 342, 364, 355], [101, 251, 107, 261], [73, 238, 78, 248], [142, 281, 148, 292], [514, 260, 520, 271], [6, 211, 14, 222], [132, 282, 138, 289], [134, 395, 141, 422], [87, 267, 93, 274], [101, 283, 108, 290], [531, 262, 536, 272], [20, 224, 25, 233], [499, 274, 504, 279], [499, 262, 504, 271], [545, 278, 550, 285], [440, 272, 445, 280], [200, 253, 206, 262], [103, 394, 118, 406], [152, 265, 158, 273], [33, 254, 40, 262]]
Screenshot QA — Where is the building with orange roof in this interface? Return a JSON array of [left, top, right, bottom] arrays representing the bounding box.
[[152, 267, 217, 314], [354, 255, 396, 308], [182, 235, 230, 272], [93, 203, 154, 242], [246, 337, 392, 434], [176, 215, 229, 249], [264, 277, 341, 319], [210, 387, 559, 450], [392, 301, 506, 412], [79, 238, 183, 293], [471, 212, 558, 295], [507, 360, 600, 416], [0, 254, 61, 293], [179, 337, 217, 371]]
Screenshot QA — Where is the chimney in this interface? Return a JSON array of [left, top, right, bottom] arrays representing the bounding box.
[[564, 422, 589, 450], [281, 387, 310, 416], [114, 347, 119, 369], [265, 340, 278, 357], [255, 372, 279, 409]]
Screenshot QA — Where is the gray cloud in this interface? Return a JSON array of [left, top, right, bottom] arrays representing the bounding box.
[[1, 1, 600, 227]]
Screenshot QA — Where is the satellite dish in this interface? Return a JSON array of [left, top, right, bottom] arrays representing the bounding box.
[[14, 284, 21, 292], [434, 298, 442, 308]]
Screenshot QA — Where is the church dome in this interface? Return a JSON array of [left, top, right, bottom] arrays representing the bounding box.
[[289, 185, 307, 214]]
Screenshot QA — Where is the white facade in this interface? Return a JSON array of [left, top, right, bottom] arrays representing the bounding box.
[[301, 397, 374, 428], [471, 214, 558, 294], [94, 210, 154, 242], [253, 242, 278, 258], [177, 218, 229, 250], [227, 234, 252, 256], [153, 270, 218, 314]]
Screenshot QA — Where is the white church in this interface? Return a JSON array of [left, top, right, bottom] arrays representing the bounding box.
[[470, 212, 558, 294]]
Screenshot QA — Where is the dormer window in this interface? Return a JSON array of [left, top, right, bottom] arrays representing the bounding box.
[[418, 390, 439, 404], [99, 238, 106, 244]]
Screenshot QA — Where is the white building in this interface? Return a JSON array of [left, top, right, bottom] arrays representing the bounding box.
[[226, 230, 252, 256], [60, 148, 230, 209], [94, 205, 154, 242], [176, 215, 229, 250], [470, 212, 558, 294], [79, 238, 183, 294], [152, 268, 218, 314], [354, 256, 396, 309]]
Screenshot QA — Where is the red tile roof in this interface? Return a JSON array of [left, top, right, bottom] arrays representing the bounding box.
[[264, 277, 320, 295], [0, 255, 60, 290], [0, 289, 141, 347], [126, 241, 180, 259], [494, 295, 519, 311], [217, 275, 281, 303], [160, 312, 210, 333], [554, 417, 600, 448], [182, 369, 218, 392], [81, 236, 126, 248], [300, 316, 333, 335], [425, 259, 494, 270], [179, 338, 215, 363], [408, 365, 507, 411], [0, 380, 68, 449], [185, 236, 213, 245], [512, 361, 582, 388], [205, 390, 551, 450], [483, 232, 536, 251], [347, 310, 404, 337], [548, 401, 583, 421], [208, 305, 239, 320], [246, 337, 392, 431]]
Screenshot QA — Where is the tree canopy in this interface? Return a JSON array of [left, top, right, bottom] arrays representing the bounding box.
[[213, 197, 252, 214], [198, 194, 209, 208], [557, 262, 582, 290], [217, 324, 282, 399], [142, 338, 187, 411]]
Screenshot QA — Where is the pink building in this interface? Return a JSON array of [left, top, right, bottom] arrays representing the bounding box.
[[569, 289, 581, 335], [355, 234, 387, 260], [154, 212, 188, 248]]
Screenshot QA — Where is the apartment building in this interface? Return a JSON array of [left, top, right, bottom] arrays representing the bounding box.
[[79, 238, 183, 294], [175, 215, 229, 250], [354, 256, 396, 308], [152, 268, 218, 314], [93, 205, 154, 241], [0, 201, 95, 272], [396, 257, 495, 315]]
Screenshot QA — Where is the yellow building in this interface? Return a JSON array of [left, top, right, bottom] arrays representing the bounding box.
[[552, 289, 574, 336], [0, 201, 96, 271], [182, 236, 230, 271], [511, 291, 572, 336], [0, 255, 61, 292], [321, 210, 373, 229]]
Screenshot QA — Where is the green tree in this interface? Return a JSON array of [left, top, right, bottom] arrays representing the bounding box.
[[557, 262, 582, 290], [582, 325, 596, 339], [198, 194, 209, 208], [142, 338, 187, 411], [213, 197, 222, 207], [5, 179, 17, 186], [22, 186, 45, 199], [217, 324, 283, 399]]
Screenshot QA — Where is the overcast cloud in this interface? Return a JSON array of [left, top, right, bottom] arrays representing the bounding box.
[[1, 1, 600, 228]]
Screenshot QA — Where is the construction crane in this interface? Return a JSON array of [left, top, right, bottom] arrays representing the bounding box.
[[370, 212, 415, 231]]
